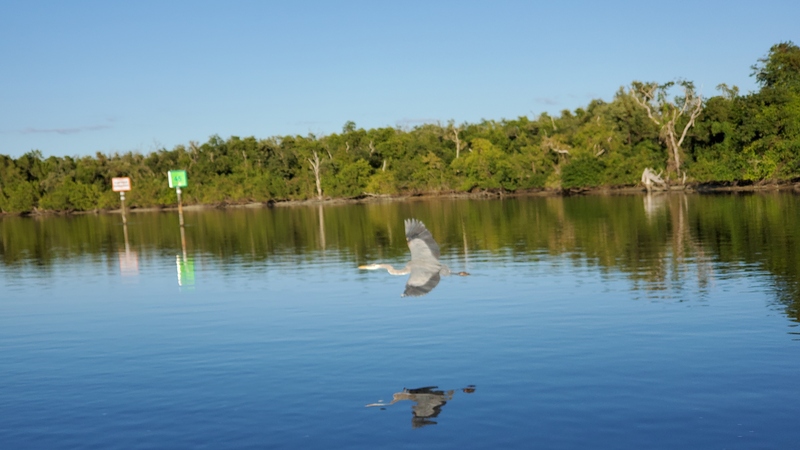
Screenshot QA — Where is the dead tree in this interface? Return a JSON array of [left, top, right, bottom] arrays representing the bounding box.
[[446, 122, 465, 159], [641, 167, 667, 192], [630, 81, 703, 181], [308, 151, 322, 200]]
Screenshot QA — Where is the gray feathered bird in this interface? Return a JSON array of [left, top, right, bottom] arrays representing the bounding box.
[[359, 219, 469, 297]]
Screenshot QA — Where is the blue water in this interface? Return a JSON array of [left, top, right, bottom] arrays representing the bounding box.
[[2, 196, 800, 449]]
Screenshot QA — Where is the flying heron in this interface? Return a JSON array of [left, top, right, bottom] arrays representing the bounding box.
[[359, 218, 469, 297]]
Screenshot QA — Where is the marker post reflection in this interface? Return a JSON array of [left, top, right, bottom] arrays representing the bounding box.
[[167, 170, 192, 287], [112, 177, 138, 276], [118, 218, 138, 276], [176, 254, 195, 287]]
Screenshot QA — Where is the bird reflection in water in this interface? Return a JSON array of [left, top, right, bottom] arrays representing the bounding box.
[[359, 219, 469, 297], [366, 385, 476, 428]]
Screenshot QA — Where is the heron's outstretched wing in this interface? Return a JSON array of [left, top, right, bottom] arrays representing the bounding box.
[[402, 265, 441, 297], [403, 261, 441, 297], [404, 219, 440, 261]]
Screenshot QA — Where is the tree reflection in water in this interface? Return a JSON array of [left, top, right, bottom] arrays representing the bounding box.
[[1, 193, 798, 318]]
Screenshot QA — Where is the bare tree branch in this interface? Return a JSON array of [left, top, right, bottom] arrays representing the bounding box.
[[630, 82, 662, 125], [630, 81, 703, 180], [676, 88, 703, 149]]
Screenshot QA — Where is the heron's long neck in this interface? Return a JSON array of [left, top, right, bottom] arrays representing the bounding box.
[[379, 264, 410, 275]]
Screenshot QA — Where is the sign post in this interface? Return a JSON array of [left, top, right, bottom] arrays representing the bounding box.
[[112, 177, 132, 225], [112, 177, 137, 275], [168, 170, 189, 264], [168, 170, 188, 227]]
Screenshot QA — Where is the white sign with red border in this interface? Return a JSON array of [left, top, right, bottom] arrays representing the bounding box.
[[112, 177, 132, 192]]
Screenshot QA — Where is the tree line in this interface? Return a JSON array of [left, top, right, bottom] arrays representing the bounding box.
[[1, 42, 799, 214]]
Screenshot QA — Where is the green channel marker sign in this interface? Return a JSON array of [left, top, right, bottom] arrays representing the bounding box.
[[168, 170, 188, 188]]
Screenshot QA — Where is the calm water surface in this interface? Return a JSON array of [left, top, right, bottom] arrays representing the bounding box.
[[2, 193, 800, 449]]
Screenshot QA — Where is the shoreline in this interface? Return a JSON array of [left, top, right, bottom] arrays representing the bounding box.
[[4, 181, 800, 217]]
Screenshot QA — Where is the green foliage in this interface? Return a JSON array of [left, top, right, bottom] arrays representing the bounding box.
[[507, 149, 549, 190], [450, 138, 513, 191], [1, 180, 38, 213], [365, 170, 398, 195], [684, 45, 800, 184], [411, 152, 452, 192], [324, 159, 372, 198], [752, 41, 800, 90], [37, 181, 102, 211], [561, 156, 605, 189]]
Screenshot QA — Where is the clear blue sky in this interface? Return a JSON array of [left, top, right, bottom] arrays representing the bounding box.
[[1, 0, 797, 158]]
